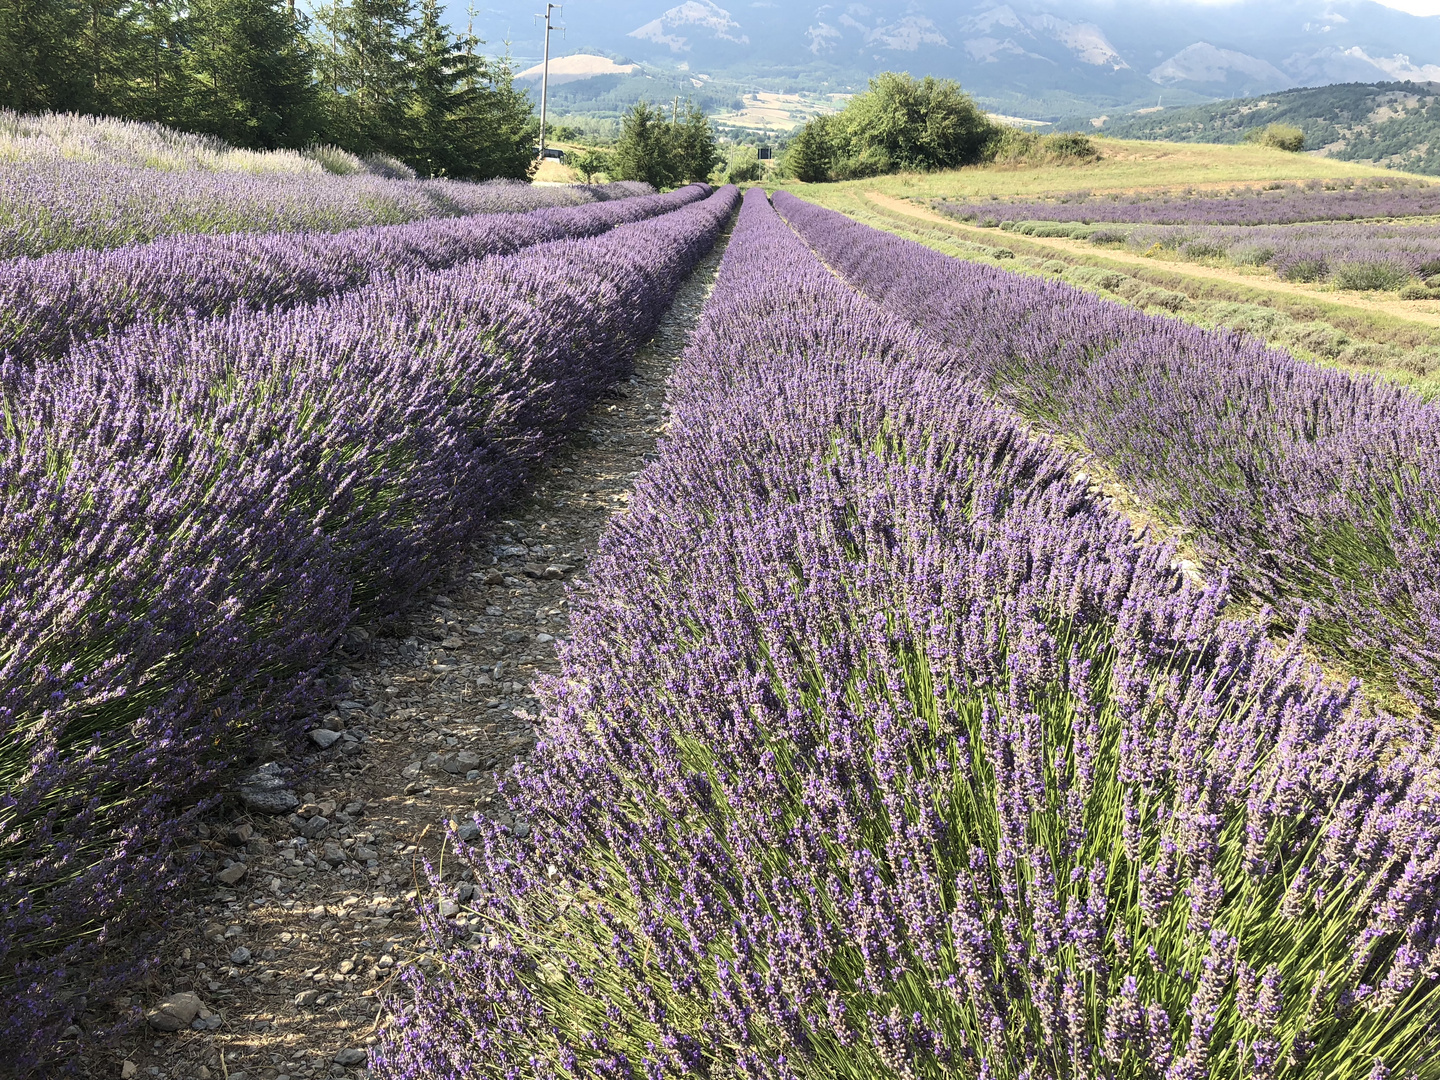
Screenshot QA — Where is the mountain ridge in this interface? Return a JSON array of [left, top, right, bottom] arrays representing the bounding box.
[[467, 0, 1440, 120]]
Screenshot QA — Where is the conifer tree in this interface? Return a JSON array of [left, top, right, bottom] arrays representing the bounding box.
[[611, 101, 675, 188], [0, 0, 86, 112], [403, 0, 467, 175], [182, 0, 317, 148], [130, 0, 187, 124]]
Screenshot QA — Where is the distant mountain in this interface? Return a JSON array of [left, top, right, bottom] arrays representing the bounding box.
[[1097, 81, 1440, 175], [461, 0, 1440, 120]]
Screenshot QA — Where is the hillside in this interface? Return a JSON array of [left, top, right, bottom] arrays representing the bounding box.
[[486, 0, 1440, 121], [1096, 81, 1440, 174]]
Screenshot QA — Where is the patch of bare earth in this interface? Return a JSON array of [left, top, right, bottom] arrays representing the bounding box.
[[81, 233, 729, 1080]]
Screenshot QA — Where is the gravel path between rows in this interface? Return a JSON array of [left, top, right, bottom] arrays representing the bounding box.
[[87, 232, 729, 1080]]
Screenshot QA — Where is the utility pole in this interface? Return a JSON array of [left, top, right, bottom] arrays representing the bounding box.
[[535, 4, 561, 159]]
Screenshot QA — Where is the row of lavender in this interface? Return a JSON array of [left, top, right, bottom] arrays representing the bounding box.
[[0, 186, 739, 1071], [0, 184, 707, 365], [1095, 219, 1440, 290], [938, 177, 1440, 227], [1006, 218, 1440, 292], [773, 190, 1440, 718], [0, 162, 651, 257], [374, 187, 1440, 1079]]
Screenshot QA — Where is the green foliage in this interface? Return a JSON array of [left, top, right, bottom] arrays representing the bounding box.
[[1102, 81, 1440, 175], [782, 114, 835, 182], [986, 127, 1100, 166], [1243, 123, 1305, 152], [610, 100, 719, 189], [181, 0, 317, 149], [724, 147, 762, 184], [842, 72, 993, 171], [0, 0, 85, 113], [1332, 260, 1412, 291], [0, 0, 539, 175], [610, 100, 673, 187], [782, 72, 996, 183], [568, 147, 612, 182], [672, 102, 721, 184]]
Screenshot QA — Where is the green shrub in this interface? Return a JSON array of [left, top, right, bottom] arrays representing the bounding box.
[[1243, 123, 1306, 152], [783, 72, 997, 182], [1179, 239, 1228, 259], [1400, 282, 1437, 301], [1280, 322, 1350, 358], [1063, 265, 1126, 291], [1134, 286, 1190, 312], [1279, 258, 1327, 283], [1332, 260, 1412, 292], [724, 148, 763, 184], [1230, 245, 1275, 266]]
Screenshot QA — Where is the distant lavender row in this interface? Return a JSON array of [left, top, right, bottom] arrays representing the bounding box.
[[0, 187, 739, 1071], [0, 159, 652, 256], [775, 190, 1440, 715], [375, 187, 1440, 1080], [939, 177, 1440, 226], [1106, 219, 1440, 289], [0, 184, 708, 364]]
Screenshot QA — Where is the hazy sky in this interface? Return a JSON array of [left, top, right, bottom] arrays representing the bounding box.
[[1371, 0, 1440, 12]]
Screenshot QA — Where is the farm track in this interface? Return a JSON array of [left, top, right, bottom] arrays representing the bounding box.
[[86, 233, 729, 1080], [860, 190, 1440, 330]]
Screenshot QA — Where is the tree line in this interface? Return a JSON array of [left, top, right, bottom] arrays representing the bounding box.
[[783, 72, 1096, 183], [0, 0, 536, 178]]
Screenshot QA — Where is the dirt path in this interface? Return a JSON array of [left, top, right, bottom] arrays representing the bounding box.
[[861, 190, 1440, 330], [88, 234, 728, 1080]]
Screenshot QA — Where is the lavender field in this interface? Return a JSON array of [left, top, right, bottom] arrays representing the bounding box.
[[0, 159, 652, 257], [938, 178, 1440, 293], [6, 164, 1440, 1080], [373, 188, 1440, 1079], [0, 177, 736, 1069]]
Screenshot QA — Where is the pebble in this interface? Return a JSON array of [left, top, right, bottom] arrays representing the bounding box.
[[230, 946, 252, 965], [215, 862, 247, 886], [309, 728, 343, 749], [236, 765, 298, 814], [334, 1048, 367, 1066], [146, 991, 201, 1032]]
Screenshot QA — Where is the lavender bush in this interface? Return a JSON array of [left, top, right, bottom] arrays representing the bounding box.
[[0, 186, 739, 1072], [1091, 220, 1440, 291], [0, 110, 365, 173], [0, 184, 706, 364], [374, 189, 1440, 1079], [773, 190, 1440, 718], [939, 178, 1440, 227], [0, 157, 653, 257]]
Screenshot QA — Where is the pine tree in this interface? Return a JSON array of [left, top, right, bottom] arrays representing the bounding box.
[[460, 48, 537, 180], [403, 0, 466, 176], [182, 0, 317, 148], [671, 101, 720, 184], [611, 101, 676, 189], [76, 0, 137, 113], [130, 0, 186, 124], [0, 0, 86, 111], [784, 115, 835, 183]]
